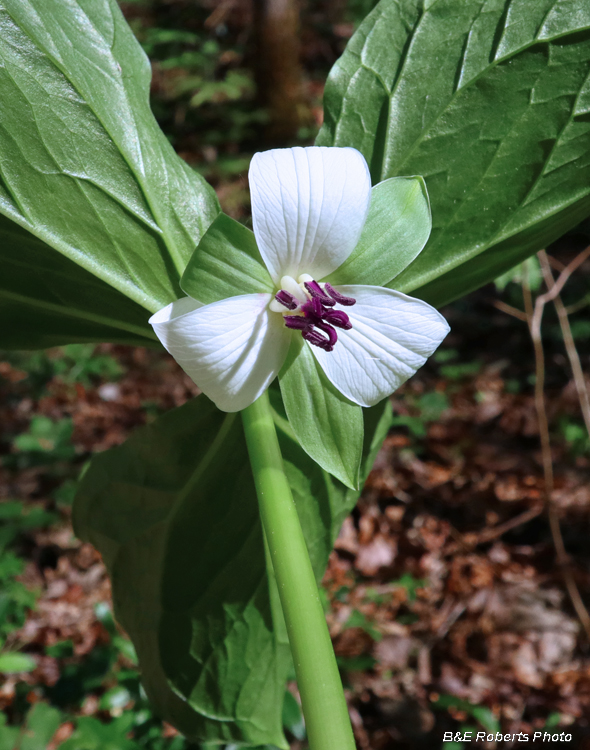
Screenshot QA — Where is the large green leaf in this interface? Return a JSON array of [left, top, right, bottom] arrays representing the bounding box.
[[0, 217, 157, 348], [74, 399, 286, 748], [73, 393, 391, 745], [0, 0, 219, 346], [317, 0, 590, 306]]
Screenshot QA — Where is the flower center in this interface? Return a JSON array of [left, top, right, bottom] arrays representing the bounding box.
[[269, 274, 356, 352]]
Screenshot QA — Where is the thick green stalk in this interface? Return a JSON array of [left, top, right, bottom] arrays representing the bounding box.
[[242, 391, 355, 750]]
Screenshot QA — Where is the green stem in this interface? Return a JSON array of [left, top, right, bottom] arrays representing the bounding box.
[[241, 391, 355, 750]]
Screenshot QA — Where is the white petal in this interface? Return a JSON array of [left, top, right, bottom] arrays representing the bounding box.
[[310, 286, 450, 407], [249, 147, 371, 285], [149, 295, 290, 412]]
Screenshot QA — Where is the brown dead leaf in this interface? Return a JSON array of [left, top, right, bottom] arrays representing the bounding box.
[[373, 636, 413, 671], [356, 535, 396, 577], [494, 475, 526, 502]]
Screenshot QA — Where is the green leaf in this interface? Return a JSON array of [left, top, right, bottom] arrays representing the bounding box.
[[0, 217, 158, 349], [59, 715, 140, 750], [0, 0, 219, 345], [278, 338, 363, 489], [495, 255, 543, 292], [99, 686, 132, 713], [73, 393, 392, 746], [0, 704, 62, 750], [317, 0, 590, 307], [325, 177, 431, 287], [20, 703, 62, 750], [0, 651, 36, 673], [344, 609, 382, 641], [471, 706, 500, 734], [0, 714, 20, 750], [13, 416, 75, 461], [282, 690, 306, 742], [413, 198, 590, 307], [433, 694, 501, 733], [181, 213, 274, 304]]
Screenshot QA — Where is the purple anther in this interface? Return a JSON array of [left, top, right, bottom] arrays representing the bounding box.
[[315, 321, 338, 348], [304, 280, 335, 306], [302, 328, 334, 352], [274, 290, 298, 310], [279, 278, 355, 352], [324, 309, 352, 330], [324, 283, 356, 306], [283, 315, 309, 331]]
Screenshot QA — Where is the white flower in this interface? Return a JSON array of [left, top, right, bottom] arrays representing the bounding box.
[[150, 147, 449, 412]]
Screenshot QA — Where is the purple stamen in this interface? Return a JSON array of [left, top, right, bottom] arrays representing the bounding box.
[[275, 290, 298, 310], [283, 315, 309, 331], [315, 321, 338, 348], [302, 328, 334, 352], [280, 278, 356, 353], [301, 296, 324, 321], [304, 280, 335, 306], [324, 283, 356, 306], [323, 308, 352, 330]]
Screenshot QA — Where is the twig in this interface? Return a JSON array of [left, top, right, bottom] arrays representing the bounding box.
[[565, 292, 590, 316], [434, 598, 467, 640], [447, 505, 544, 553], [521, 253, 590, 641], [529, 245, 590, 344], [492, 299, 528, 322], [538, 250, 590, 439], [548, 255, 566, 272], [523, 273, 552, 497], [475, 504, 544, 544]]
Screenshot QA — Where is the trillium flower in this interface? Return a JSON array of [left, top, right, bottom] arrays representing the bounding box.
[[150, 147, 449, 412]]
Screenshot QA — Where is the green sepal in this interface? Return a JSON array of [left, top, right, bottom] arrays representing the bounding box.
[[181, 213, 274, 304], [278, 337, 363, 490], [325, 177, 431, 288]]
